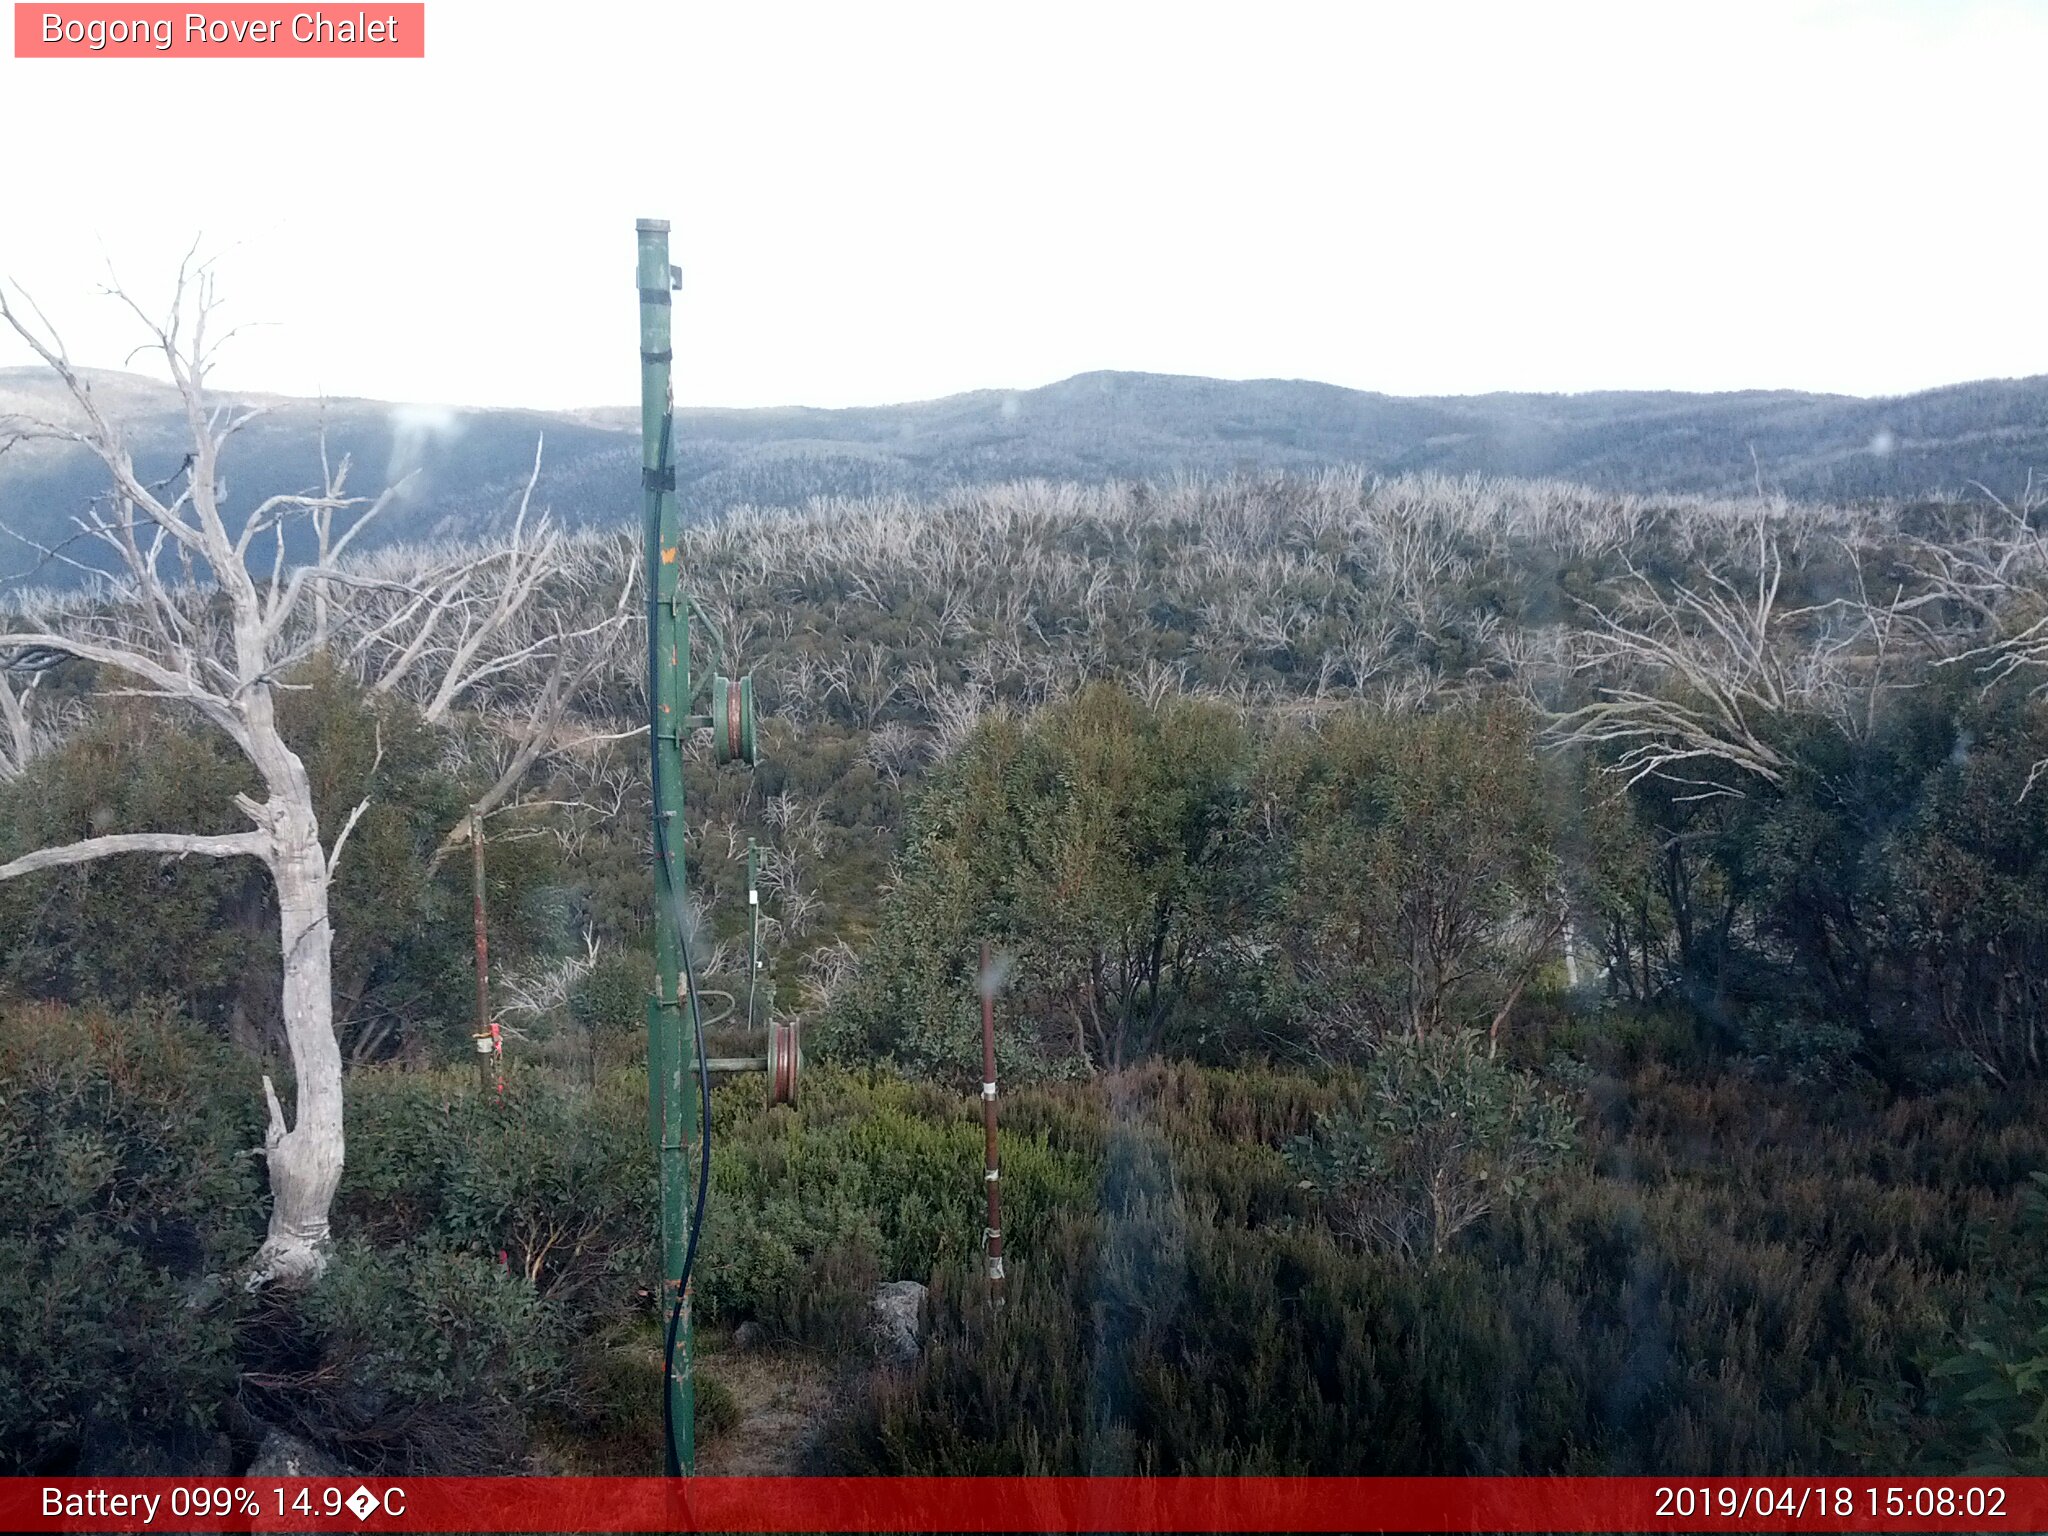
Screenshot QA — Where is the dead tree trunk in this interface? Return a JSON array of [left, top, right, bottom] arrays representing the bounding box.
[[0, 257, 432, 1287], [256, 827, 346, 1282]]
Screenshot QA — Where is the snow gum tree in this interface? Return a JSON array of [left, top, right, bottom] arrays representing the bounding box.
[[0, 260, 427, 1286]]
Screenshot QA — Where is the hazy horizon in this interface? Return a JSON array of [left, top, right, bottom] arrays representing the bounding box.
[[4, 358, 2041, 421], [2, 2, 2043, 413]]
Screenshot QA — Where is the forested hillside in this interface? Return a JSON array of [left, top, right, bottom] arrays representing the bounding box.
[[5, 366, 2047, 591], [5, 465, 2048, 1476]]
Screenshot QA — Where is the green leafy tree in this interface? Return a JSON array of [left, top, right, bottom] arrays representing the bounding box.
[[1884, 690, 2048, 1082], [1557, 758, 1675, 1003], [827, 685, 1251, 1079], [0, 705, 255, 1015], [1258, 703, 1563, 1057], [1288, 1028, 1577, 1264]]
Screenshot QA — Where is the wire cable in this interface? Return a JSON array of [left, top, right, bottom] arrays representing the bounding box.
[[648, 404, 712, 1480]]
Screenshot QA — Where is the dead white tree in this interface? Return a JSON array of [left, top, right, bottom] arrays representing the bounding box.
[[1904, 480, 2048, 793], [304, 419, 400, 654], [330, 472, 640, 876], [422, 537, 638, 872], [0, 668, 50, 779], [0, 257, 415, 1287], [863, 719, 928, 787], [353, 440, 610, 727], [821, 639, 901, 728], [1547, 520, 1812, 798]]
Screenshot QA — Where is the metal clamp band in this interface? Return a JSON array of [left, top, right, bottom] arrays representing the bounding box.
[[642, 467, 676, 491], [641, 348, 673, 364], [638, 286, 672, 306]]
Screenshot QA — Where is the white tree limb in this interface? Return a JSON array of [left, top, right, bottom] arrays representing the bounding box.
[[0, 829, 269, 881]]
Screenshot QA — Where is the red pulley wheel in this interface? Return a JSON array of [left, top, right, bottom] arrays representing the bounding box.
[[766, 1018, 801, 1107], [712, 674, 758, 767]]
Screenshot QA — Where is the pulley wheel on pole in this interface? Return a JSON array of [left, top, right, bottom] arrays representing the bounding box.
[[766, 1018, 802, 1107], [713, 674, 757, 766]]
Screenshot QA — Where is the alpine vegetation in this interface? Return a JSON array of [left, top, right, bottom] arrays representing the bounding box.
[[4, 327, 2048, 1472]]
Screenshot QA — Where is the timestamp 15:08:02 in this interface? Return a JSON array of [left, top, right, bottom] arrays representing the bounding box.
[[1654, 1482, 2008, 1521]]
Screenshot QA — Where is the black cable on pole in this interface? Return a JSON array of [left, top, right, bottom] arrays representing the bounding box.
[[649, 404, 711, 1480]]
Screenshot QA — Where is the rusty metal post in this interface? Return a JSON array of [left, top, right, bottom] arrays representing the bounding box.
[[471, 812, 494, 1092], [980, 942, 1005, 1304]]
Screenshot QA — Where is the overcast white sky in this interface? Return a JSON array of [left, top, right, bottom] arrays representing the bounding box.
[[1, 0, 2041, 411]]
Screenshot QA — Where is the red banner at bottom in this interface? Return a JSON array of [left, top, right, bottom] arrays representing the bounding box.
[[6, 1476, 2039, 1533]]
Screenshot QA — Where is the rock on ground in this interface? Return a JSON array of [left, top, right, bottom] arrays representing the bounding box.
[[869, 1279, 927, 1366]]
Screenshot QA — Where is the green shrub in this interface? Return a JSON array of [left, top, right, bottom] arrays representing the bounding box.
[[557, 1323, 665, 1470], [339, 1065, 655, 1312], [1918, 1292, 2048, 1472], [694, 1369, 742, 1442], [698, 1067, 1091, 1346], [1851, 1171, 2048, 1473], [244, 1240, 566, 1474], [1741, 1008, 1866, 1087], [1289, 1029, 1577, 1263], [0, 1001, 263, 1472]]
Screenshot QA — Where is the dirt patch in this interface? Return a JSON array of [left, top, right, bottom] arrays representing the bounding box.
[[694, 1345, 841, 1475]]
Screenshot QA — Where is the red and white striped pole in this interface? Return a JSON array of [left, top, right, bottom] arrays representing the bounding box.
[[471, 812, 506, 1102], [471, 813, 494, 1091], [979, 942, 1005, 1305]]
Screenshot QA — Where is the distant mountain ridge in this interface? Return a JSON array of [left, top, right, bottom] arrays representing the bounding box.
[[2, 366, 2044, 585]]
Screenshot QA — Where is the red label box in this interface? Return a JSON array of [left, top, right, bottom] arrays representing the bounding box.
[[13, 3, 424, 56], [3, 1476, 2044, 1533]]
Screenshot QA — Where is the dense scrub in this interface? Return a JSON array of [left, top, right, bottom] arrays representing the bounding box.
[[829, 1056, 2048, 1475], [8, 470, 2048, 1474], [0, 1003, 259, 1473], [0, 662, 565, 1063], [9, 995, 2043, 1476]]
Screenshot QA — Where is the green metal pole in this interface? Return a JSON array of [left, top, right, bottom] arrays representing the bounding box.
[[637, 217, 695, 1475]]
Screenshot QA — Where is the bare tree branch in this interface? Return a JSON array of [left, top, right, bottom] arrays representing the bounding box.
[[0, 829, 268, 881]]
